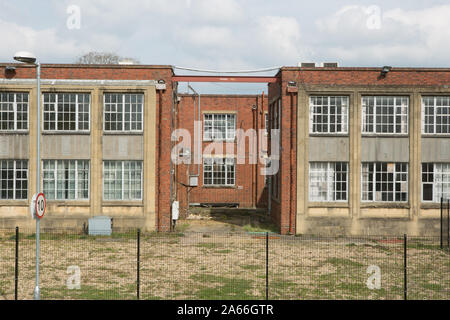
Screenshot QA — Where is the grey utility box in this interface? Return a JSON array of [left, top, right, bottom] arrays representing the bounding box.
[[88, 216, 112, 236]]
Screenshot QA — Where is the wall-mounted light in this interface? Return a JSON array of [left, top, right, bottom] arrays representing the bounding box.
[[156, 79, 166, 90], [380, 66, 392, 77], [288, 81, 297, 87]]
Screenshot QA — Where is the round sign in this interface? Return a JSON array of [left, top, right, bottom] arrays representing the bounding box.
[[35, 193, 46, 219]]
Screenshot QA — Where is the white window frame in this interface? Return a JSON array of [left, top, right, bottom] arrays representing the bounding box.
[[43, 160, 90, 200], [309, 96, 349, 134], [421, 163, 450, 202], [103, 93, 144, 133], [309, 162, 348, 202], [361, 162, 408, 202], [103, 160, 143, 200], [203, 113, 236, 141], [43, 93, 90, 132], [0, 92, 29, 131], [0, 160, 28, 200], [203, 157, 235, 186], [421, 96, 450, 135], [362, 96, 409, 135]]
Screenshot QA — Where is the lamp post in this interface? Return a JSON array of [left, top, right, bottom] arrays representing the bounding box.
[[14, 51, 41, 300]]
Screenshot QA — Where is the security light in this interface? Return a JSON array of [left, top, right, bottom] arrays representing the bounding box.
[[13, 51, 37, 64], [381, 66, 392, 77]]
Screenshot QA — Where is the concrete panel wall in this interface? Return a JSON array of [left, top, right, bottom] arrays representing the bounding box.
[[102, 135, 144, 160], [361, 137, 409, 162], [41, 134, 91, 159], [421, 137, 450, 162], [308, 136, 349, 162], [0, 134, 29, 159]]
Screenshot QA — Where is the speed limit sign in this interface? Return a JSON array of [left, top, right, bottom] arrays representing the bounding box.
[[31, 193, 46, 219]]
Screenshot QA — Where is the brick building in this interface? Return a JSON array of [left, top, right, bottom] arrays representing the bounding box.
[[1, 62, 449, 236], [0, 63, 175, 231], [174, 94, 268, 216], [269, 66, 450, 235]]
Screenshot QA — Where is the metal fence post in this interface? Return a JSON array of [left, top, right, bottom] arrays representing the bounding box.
[[266, 232, 268, 301], [137, 228, 140, 300], [447, 199, 450, 250], [15, 226, 19, 300], [404, 233, 407, 300], [441, 197, 443, 249]]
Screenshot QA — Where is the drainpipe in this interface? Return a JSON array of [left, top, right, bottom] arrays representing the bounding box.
[[252, 102, 257, 208], [288, 87, 298, 235]]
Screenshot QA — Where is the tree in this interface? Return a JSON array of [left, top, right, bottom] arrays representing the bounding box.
[[75, 51, 140, 64]]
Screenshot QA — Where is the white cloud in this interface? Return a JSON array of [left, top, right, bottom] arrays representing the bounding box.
[[0, 19, 89, 62], [314, 4, 450, 66]]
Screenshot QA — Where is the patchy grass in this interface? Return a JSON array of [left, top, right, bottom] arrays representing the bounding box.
[[0, 232, 448, 300]]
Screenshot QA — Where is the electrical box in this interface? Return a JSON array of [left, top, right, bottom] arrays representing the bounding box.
[[189, 175, 199, 187], [172, 201, 179, 220], [88, 216, 112, 236]]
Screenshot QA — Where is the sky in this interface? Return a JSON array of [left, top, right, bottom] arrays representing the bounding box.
[[1, 0, 449, 93]]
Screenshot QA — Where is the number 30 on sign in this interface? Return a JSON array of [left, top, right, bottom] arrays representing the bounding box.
[[30, 193, 46, 219]]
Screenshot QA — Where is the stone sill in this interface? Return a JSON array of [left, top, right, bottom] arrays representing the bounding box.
[[308, 202, 349, 208], [102, 201, 144, 207], [103, 131, 143, 136], [360, 203, 410, 209], [42, 131, 90, 135]]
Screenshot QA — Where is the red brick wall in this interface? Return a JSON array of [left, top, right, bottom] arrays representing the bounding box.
[[174, 94, 268, 214], [268, 67, 450, 235], [0, 63, 175, 232]]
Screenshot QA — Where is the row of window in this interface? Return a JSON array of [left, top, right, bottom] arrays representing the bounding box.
[[2, 159, 447, 203], [310, 95, 449, 135], [308, 162, 449, 203], [1, 93, 145, 133], [2, 93, 450, 136], [0, 158, 236, 200]]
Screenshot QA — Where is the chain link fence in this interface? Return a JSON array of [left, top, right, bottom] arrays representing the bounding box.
[[0, 228, 448, 300]]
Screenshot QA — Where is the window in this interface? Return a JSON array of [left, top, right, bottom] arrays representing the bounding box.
[[203, 114, 236, 141], [203, 157, 235, 186], [422, 163, 450, 202], [264, 112, 269, 135], [270, 99, 281, 200], [0, 92, 28, 131], [104, 93, 143, 132], [361, 162, 408, 202], [309, 162, 348, 202], [43, 160, 89, 200], [362, 96, 408, 134], [0, 160, 28, 200], [310, 96, 348, 134], [43, 93, 90, 131], [422, 97, 450, 134], [103, 161, 142, 200]]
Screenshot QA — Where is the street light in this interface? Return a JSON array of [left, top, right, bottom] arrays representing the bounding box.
[[14, 51, 41, 300]]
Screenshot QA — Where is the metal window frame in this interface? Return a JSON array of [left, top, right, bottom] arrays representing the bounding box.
[[0, 92, 29, 132], [103, 93, 144, 133], [422, 163, 450, 203], [202, 157, 236, 186], [361, 162, 409, 202], [43, 160, 90, 200], [42, 93, 91, 132], [102, 160, 143, 201], [0, 160, 28, 200], [361, 96, 409, 135], [202, 113, 236, 142], [309, 96, 349, 134], [421, 96, 450, 135], [308, 162, 348, 202]]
